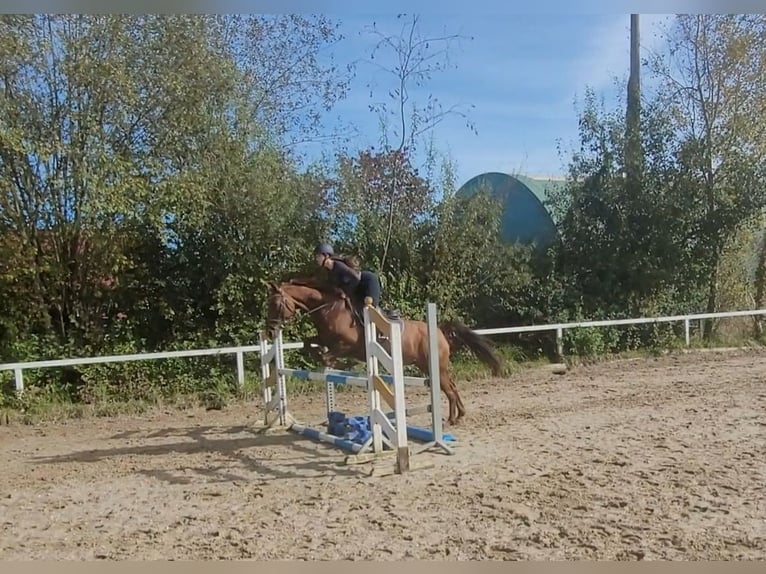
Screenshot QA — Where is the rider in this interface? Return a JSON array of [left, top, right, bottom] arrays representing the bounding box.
[[313, 242, 399, 320]]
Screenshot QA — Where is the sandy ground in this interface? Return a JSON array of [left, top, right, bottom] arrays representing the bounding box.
[[1, 349, 766, 561]]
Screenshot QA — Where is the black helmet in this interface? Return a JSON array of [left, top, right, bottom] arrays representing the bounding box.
[[314, 242, 334, 256]]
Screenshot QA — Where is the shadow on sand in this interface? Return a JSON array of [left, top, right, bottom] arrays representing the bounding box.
[[31, 423, 367, 483]]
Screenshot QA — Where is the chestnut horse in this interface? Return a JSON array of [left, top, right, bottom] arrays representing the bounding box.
[[264, 277, 504, 425]]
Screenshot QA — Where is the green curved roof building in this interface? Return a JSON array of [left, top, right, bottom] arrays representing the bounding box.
[[456, 171, 563, 251]]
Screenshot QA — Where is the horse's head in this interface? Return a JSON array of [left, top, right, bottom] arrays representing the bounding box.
[[264, 279, 333, 339], [265, 281, 295, 339]]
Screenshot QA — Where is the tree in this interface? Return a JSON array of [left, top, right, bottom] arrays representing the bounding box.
[[429, 187, 538, 325], [326, 147, 435, 316], [647, 14, 766, 337], [0, 14, 351, 352], [213, 14, 353, 151], [0, 15, 239, 344], [549, 83, 710, 331]]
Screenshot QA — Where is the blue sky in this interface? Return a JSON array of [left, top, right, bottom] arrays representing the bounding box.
[[300, 13, 673, 187]]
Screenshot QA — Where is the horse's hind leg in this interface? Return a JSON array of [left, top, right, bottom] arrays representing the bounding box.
[[420, 360, 462, 425], [438, 344, 466, 424], [441, 367, 466, 424], [415, 345, 466, 425]]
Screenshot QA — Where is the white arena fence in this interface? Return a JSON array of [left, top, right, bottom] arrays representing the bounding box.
[[1, 307, 765, 394]]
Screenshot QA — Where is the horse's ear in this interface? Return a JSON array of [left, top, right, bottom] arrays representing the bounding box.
[[267, 281, 279, 292]]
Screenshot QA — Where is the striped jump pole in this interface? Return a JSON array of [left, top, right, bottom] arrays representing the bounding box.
[[289, 422, 364, 454], [276, 368, 426, 388]]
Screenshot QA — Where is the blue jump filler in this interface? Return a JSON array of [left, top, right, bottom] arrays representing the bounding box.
[[327, 411, 456, 445]]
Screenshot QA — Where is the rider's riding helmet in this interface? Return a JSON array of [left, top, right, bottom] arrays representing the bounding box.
[[314, 243, 334, 256]]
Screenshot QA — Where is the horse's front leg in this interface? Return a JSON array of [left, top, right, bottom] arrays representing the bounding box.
[[310, 342, 343, 372], [302, 336, 343, 370], [320, 350, 342, 370], [301, 336, 328, 364]]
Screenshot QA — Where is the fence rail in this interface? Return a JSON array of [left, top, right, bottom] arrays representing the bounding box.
[[0, 341, 305, 393], [2, 307, 765, 393], [473, 308, 766, 356]]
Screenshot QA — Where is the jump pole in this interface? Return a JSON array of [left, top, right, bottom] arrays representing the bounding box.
[[289, 422, 364, 454]]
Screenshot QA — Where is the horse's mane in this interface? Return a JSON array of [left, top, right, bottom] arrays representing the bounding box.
[[276, 275, 349, 313], [279, 272, 337, 295], [286, 275, 328, 289]]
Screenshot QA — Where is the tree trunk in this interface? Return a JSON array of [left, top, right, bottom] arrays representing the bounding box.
[[625, 14, 642, 185], [753, 229, 766, 338], [703, 255, 720, 340]]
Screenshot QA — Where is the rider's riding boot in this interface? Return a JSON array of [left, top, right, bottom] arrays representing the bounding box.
[[375, 307, 403, 343], [385, 308, 401, 320]]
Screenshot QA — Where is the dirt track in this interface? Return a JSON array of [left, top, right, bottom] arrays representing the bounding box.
[[1, 350, 765, 560]]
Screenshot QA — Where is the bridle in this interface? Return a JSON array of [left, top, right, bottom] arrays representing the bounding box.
[[266, 283, 333, 335]]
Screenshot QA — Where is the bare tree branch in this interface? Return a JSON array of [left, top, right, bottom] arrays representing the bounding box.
[[354, 14, 476, 271]]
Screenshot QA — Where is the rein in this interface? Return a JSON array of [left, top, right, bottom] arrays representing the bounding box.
[[271, 289, 332, 318]]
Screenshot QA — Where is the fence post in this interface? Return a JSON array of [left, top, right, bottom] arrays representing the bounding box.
[[684, 319, 690, 346], [556, 327, 564, 358], [14, 368, 23, 393], [236, 351, 245, 387]]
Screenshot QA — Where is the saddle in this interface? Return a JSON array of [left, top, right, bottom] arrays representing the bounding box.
[[343, 297, 403, 337]]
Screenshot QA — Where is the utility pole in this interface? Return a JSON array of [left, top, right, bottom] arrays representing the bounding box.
[[625, 13, 642, 184]]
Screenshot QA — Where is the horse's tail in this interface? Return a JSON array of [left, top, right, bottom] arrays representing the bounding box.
[[439, 320, 505, 377]]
